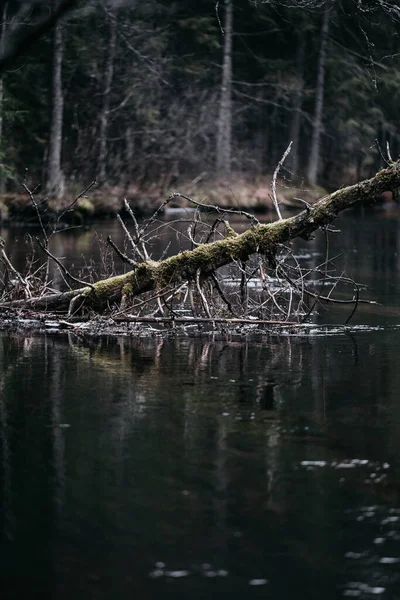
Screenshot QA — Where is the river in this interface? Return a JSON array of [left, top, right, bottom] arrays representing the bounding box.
[[1, 208, 400, 599]]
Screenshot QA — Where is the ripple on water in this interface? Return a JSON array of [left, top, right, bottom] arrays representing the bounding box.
[[343, 582, 385, 596], [148, 563, 230, 581], [249, 579, 268, 586]]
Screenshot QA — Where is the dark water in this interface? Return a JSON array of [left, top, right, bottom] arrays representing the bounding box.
[[1, 210, 400, 599]]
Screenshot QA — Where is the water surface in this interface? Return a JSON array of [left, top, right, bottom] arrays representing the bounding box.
[[1, 209, 400, 599]]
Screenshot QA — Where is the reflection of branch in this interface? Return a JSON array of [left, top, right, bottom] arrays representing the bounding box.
[[344, 284, 360, 325], [113, 316, 297, 325], [0, 0, 78, 73]]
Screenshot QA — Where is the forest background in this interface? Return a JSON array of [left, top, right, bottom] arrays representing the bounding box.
[[0, 0, 399, 214]]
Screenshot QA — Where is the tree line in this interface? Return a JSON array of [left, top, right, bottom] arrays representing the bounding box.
[[0, 0, 399, 201]]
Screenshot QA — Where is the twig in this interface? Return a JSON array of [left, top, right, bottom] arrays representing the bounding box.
[[138, 194, 176, 240], [36, 238, 95, 290], [211, 273, 238, 316], [116, 214, 144, 261], [112, 283, 183, 317], [57, 178, 97, 223], [157, 294, 167, 317], [123, 198, 149, 259], [170, 192, 260, 225], [375, 138, 390, 166], [301, 225, 329, 321], [271, 141, 293, 220], [107, 235, 137, 267], [282, 269, 376, 305], [196, 268, 212, 318], [21, 181, 48, 245], [386, 141, 393, 163], [215, 1, 224, 34], [0, 237, 31, 299]]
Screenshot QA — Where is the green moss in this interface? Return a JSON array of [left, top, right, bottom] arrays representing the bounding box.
[[224, 221, 238, 238], [151, 219, 293, 289], [77, 198, 95, 216]]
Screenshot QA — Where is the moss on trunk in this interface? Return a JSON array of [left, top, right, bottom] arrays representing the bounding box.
[[2, 162, 400, 314]]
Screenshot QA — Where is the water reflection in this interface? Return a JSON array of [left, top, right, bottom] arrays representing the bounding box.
[[0, 330, 400, 598]]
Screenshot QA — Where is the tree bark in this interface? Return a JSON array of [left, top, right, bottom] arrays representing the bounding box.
[[98, 10, 117, 183], [2, 162, 400, 314], [0, 2, 7, 143], [216, 0, 233, 177], [0, 2, 7, 193], [46, 1, 64, 197], [307, 8, 330, 186], [289, 32, 305, 179]]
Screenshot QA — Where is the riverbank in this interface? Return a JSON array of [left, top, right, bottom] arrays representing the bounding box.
[[0, 175, 326, 225]]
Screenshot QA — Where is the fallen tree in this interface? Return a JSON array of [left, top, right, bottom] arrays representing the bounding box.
[[1, 161, 400, 320]]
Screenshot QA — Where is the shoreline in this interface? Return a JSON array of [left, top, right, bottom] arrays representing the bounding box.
[[0, 176, 327, 226]]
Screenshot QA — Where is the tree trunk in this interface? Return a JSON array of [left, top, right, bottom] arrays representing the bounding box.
[[98, 11, 117, 183], [307, 8, 330, 186], [0, 1, 7, 144], [0, 2, 7, 192], [46, 1, 64, 197], [289, 32, 305, 179], [216, 0, 233, 177], [3, 162, 400, 314]]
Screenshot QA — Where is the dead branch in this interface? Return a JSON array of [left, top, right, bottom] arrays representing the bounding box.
[[271, 141, 292, 220], [1, 162, 399, 315]]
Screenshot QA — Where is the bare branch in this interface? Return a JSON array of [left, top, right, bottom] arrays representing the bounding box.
[[271, 141, 293, 221], [0, 0, 79, 74]]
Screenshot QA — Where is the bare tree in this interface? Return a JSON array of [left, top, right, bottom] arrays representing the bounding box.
[[216, 0, 233, 177], [0, 1, 8, 191], [288, 31, 305, 179], [98, 9, 117, 183], [307, 7, 330, 186], [0, 2, 7, 144], [46, 1, 64, 197]]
